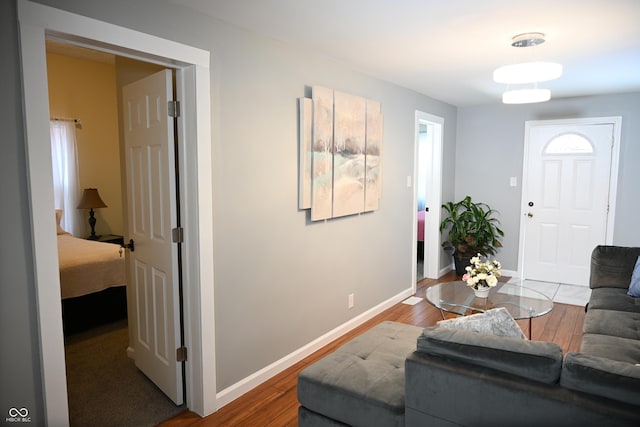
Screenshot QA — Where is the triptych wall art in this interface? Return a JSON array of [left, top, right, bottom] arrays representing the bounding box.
[[299, 86, 383, 221]]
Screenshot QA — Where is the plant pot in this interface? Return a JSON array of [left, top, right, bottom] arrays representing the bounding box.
[[473, 286, 491, 298], [454, 256, 472, 276]]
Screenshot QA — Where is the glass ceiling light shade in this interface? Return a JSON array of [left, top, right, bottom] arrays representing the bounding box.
[[493, 62, 563, 84], [495, 32, 562, 104], [502, 88, 550, 104]]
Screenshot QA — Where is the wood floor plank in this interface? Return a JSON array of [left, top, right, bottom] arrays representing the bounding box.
[[160, 272, 586, 427]]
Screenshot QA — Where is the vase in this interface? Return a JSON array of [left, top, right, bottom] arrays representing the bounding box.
[[454, 255, 473, 276], [473, 286, 490, 298]]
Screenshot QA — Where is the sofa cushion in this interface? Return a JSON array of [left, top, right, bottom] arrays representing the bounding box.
[[417, 327, 563, 383], [583, 309, 640, 340], [297, 321, 422, 427], [588, 287, 640, 313], [581, 333, 640, 364], [590, 246, 640, 290], [561, 352, 640, 406], [436, 307, 526, 339], [627, 256, 640, 297]]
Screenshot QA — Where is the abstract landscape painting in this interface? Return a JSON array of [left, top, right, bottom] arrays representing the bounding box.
[[300, 86, 383, 221]]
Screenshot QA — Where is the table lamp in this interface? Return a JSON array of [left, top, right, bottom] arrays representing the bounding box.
[[77, 188, 107, 240]]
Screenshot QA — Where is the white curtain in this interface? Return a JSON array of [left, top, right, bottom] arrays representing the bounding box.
[[50, 120, 82, 236]]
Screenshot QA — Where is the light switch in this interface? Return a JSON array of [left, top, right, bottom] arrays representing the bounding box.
[[406, 176, 412, 187], [510, 177, 517, 187]]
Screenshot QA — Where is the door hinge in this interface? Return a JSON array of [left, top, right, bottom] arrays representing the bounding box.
[[168, 100, 180, 118], [176, 346, 187, 362], [172, 227, 184, 243]]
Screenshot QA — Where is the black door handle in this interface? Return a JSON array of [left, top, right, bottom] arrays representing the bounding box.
[[121, 239, 135, 252]]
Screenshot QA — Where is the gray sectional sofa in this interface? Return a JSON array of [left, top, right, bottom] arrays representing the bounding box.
[[297, 245, 640, 426]]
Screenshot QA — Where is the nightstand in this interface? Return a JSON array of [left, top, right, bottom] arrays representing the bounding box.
[[91, 234, 124, 245]]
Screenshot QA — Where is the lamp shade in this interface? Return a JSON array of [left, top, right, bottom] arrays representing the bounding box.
[[493, 61, 562, 84], [77, 188, 107, 209], [502, 88, 551, 104]]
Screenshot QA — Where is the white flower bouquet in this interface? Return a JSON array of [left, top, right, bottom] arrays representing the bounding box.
[[462, 253, 502, 290]]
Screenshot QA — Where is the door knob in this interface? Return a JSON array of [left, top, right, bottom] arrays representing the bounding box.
[[526, 212, 534, 218], [121, 239, 135, 252]]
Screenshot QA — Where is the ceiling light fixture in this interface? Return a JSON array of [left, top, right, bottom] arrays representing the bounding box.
[[494, 32, 562, 104], [493, 61, 563, 85], [502, 88, 550, 104]]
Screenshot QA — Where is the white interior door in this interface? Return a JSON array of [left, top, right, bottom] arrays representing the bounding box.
[[414, 111, 443, 283], [123, 69, 183, 404], [522, 121, 614, 286]]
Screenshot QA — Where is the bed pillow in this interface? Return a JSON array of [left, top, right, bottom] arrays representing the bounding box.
[[55, 209, 67, 235], [627, 256, 640, 297], [437, 307, 526, 339]]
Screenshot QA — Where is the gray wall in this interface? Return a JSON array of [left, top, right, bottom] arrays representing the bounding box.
[[0, 0, 45, 425], [456, 93, 640, 270], [27, 0, 457, 393]]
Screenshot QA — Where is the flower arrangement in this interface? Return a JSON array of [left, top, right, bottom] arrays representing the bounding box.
[[462, 253, 502, 290]]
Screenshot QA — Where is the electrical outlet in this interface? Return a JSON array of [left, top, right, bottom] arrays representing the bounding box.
[[348, 293, 355, 309]]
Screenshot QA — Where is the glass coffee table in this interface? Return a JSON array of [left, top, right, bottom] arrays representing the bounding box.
[[425, 281, 553, 339]]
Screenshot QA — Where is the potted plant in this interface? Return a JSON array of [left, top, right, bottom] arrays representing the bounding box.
[[439, 196, 504, 275]]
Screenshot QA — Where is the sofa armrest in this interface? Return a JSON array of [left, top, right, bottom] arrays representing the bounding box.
[[561, 352, 640, 406], [590, 246, 640, 289]]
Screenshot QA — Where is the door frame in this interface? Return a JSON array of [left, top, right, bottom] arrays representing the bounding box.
[[18, 1, 216, 423], [412, 111, 444, 287], [517, 116, 622, 280]]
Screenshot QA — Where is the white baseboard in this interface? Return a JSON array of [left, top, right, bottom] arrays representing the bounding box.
[[215, 287, 415, 409], [502, 269, 518, 278], [440, 263, 453, 278]]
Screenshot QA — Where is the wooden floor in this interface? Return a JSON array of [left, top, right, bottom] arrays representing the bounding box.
[[158, 272, 585, 427]]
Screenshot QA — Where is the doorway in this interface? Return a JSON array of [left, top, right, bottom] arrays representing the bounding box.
[[413, 111, 444, 287], [519, 117, 621, 286], [18, 1, 215, 423], [47, 43, 185, 424]]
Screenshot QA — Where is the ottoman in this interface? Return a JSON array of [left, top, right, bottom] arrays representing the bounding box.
[[297, 321, 423, 427]]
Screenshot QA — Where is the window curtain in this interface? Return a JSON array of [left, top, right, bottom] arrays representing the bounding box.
[[50, 120, 82, 236]]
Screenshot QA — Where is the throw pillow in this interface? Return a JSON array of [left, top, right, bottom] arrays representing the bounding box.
[[437, 307, 526, 339], [628, 256, 640, 297]]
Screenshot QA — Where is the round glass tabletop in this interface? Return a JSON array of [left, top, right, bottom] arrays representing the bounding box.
[[425, 281, 553, 320]]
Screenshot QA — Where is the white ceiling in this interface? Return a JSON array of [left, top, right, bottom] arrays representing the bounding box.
[[169, 0, 640, 106]]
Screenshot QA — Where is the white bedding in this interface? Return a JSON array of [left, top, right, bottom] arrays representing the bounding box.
[[57, 233, 126, 299]]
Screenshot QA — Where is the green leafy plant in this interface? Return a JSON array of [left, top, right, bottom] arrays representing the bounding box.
[[439, 196, 504, 260]]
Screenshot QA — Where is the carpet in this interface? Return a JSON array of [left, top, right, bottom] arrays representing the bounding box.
[[64, 320, 185, 427]]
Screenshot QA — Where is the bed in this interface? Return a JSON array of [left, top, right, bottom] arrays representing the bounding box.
[[56, 210, 127, 333], [417, 210, 425, 242], [57, 232, 126, 299], [417, 210, 425, 259]]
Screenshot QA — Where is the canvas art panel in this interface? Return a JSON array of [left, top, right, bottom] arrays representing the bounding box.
[[298, 98, 312, 209], [365, 99, 382, 212], [332, 90, 366, 218], [311, 86, 334, 221]]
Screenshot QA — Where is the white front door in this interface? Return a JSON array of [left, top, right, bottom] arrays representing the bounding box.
[[123, 69, 183, 404], [521, 121, 615, 286]]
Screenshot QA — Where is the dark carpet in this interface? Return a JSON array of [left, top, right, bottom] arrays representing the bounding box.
[[64, 320, 185, 427]]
